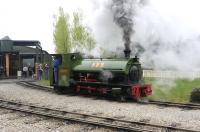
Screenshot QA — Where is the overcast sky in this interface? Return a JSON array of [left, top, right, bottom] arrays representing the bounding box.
[[1, 0, 200, 54], [0, 0, 93, 53]]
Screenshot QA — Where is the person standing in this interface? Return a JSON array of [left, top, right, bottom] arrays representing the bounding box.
[[23, 65, 28, 78], [53, 57, 61, 84], [28, 66, 33, 78], [38, 64, 43, 80], [44, 64, 49, 80]]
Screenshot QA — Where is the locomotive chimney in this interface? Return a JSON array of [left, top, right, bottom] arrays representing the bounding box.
[[124, 49, 131, 58]]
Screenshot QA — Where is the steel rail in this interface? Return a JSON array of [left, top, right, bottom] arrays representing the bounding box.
[[17, 81, 200, 110], [0, 99, 198, 132], [140, 100, 200, 109], [16, 81, 53, 92]]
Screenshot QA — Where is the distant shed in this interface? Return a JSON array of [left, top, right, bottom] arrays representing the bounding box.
[[0, 37, 49, 78]]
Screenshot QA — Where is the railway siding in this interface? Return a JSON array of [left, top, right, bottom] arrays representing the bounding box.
[[0, 99, 198, 132], [0, 83, 200, 131]]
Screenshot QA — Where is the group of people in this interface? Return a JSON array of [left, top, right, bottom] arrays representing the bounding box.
[[37, 56, 61, 81], [22, 56, 60, 81], [37, 63, 49, 80], [22, 64, 33, 78], [22, 63, 49, 80]]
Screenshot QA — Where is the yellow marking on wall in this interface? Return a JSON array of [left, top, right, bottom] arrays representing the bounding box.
[[100, 63, 104, 67], [96, 63, 100, 68], [91, 62, 105, 68]]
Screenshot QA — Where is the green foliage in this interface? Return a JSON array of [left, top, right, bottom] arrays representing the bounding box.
[[53, 7, 71, 53], [37, 80, 50, 87], [145, 78, 200, 103], [53, 8, 96, 53], [71, 12, 96, 52]]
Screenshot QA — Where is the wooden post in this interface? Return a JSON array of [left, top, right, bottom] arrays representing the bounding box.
[[35, 63, 38, 79], [5, 53, 9, 77]]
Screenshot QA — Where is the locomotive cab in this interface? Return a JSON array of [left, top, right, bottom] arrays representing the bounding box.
[[50, 53, 82, 89]]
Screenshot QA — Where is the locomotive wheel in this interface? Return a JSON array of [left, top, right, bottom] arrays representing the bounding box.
[[190, 88, 200, 103]]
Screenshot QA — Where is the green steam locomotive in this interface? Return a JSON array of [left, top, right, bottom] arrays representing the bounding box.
[[49, 53, 152, 101]]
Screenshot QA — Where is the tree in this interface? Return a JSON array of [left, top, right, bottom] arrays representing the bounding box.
[[53, 7, 71, 53], [71, 12, 96, 52], [53, 8, 96, 53]]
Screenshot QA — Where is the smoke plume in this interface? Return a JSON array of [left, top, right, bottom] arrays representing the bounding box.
[[111, 0, 135, 54]]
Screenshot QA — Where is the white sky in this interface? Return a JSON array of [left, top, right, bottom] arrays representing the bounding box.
[[1, 0, 200, 53], [0, 0, 92, 53]]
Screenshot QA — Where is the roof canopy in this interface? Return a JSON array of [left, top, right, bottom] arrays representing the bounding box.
[[0, 38, 42, 52], [13, 40, 42, 50]]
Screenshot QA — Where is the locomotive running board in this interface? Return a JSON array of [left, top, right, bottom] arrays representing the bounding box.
[[76, 81, 131, 88]]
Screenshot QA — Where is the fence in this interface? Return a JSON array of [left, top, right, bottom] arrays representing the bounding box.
[[143, 70, 200, 79]]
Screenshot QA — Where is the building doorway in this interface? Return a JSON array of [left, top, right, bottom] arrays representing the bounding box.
[[0, 53, 20, 78], [21, 57, 35, 77], [0, 54, 5, 78], [9, 53, 19, 77]]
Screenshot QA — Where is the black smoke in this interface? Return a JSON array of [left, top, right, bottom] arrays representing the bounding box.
[[111, 0, 147, 57], [111, 0, 135, 57]]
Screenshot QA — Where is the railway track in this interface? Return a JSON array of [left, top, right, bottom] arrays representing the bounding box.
[[0, 79, 35, 84], [17, 81, 200, 110], [146, 100, 200, 109], [0, 99, 198, 132], [16, 81, 53, 92]]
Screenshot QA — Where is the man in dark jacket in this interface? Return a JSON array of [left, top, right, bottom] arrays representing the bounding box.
[[53, 57, 61, 84]]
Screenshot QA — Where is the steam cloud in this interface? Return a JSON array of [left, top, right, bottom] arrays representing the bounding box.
[[100, 71, 113, 82], [86, 0, 200, 72], [132, 1, 200, 71]]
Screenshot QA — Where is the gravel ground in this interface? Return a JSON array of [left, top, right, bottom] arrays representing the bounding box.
[[0, 83, 200, 131], [0, 108, 112, 132]]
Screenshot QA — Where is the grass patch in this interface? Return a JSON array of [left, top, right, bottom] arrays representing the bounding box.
[[145, 78, 200, 103], [37, 80, 50, 86]]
